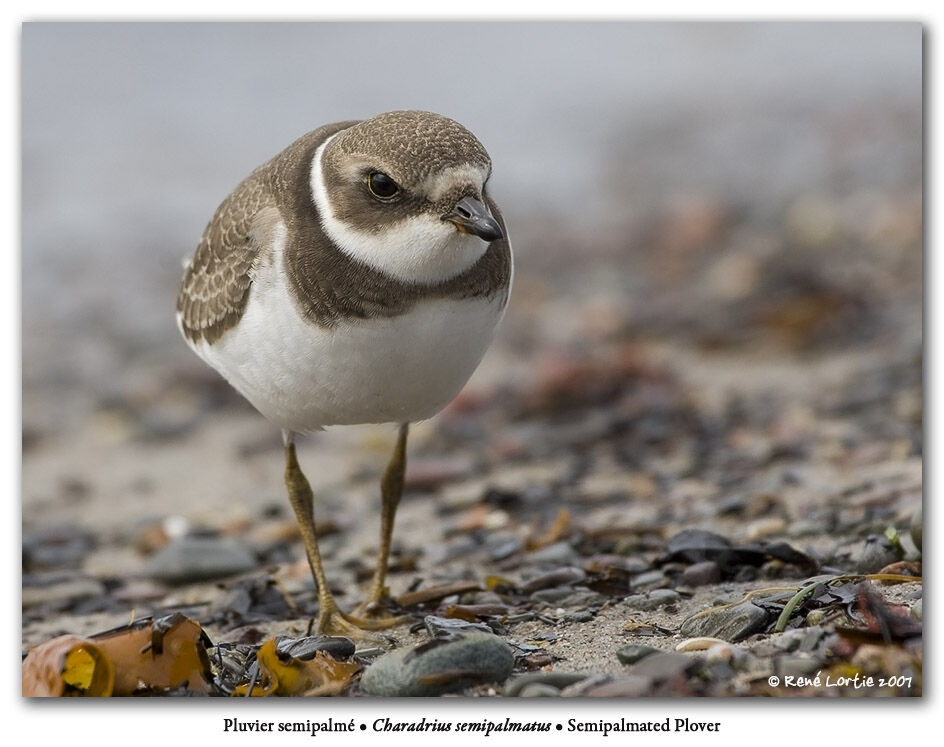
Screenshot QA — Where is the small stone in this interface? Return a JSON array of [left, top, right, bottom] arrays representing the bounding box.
[[21, 574, 106, 608], [851, 535, 903, 574], [141, 536, 257, 583], [530, 588, 576, 604], [23, 524, 94, 570], [630, 570, 669, 590], [520, 566, 586, 593], [518, 683, 562, 697], [911, 598, 922, 621], [665, 529, 733, 562], [622, 589, 681, 611], [705, 643, 748, 668], [423, 615, 493, 637], [779, 655, 822, 678], [682, 561, 722, 587], [276, 635, 356, 661], [561, 610, 594, 623], [625, 651, 700, 681], [504, 672, 588, 696], [526, 541, 580, 566], [404, 456, 475, 492], [579, 676, 653, 697], [679, 601, 768, 642], [557, 590, 606, 608], [616, 644, 661, 665], [786, 519, 824, 538], [744, 517, 787, 541], [360, 632, 514, 696]]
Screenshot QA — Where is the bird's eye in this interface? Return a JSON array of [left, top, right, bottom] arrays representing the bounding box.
[[366, 171, 400, 200]]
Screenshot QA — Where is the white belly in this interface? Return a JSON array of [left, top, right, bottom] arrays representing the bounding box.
[[184, 255, 506, 433]]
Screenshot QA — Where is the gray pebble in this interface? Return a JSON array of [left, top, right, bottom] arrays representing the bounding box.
[[141, 536, 257, 583], [518, 683, 562, 697], [682, 561, 722, 587], [21, 574, 106, 607], [625, 651, 700, 681], [578, 676, 653, 697], [557, 590, 607, 608], [530, 588, 576, 604], [779, 655, 822, 678], [911, 598, 922, 621], [679, 601, 768, 642], [276, 635, 355, 661], [631, 570, 670, 590], [787, 519, 824, 538], [526, 541, 580, 566], [851, 535, 902, 574], [622, 589, 681, 611], [561, 609, 595, 623], [665, 529, 732, 561], [504, 672, 588, 696], [423, 615, 494, 637], [23, 524, 94, 570], [520, 566, 586, 593], [616, 644, 661, 665], [360, 632, 514, 696]]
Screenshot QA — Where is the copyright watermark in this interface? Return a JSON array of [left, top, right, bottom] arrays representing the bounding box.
[[768, 672, 913, 689]]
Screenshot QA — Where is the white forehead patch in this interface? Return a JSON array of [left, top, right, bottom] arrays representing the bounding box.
[[423, 164, 490, 202], [310, 139, 491, 285]]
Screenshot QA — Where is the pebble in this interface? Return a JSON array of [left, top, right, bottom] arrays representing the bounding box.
[[631, 570, 670, 590], [744, 516, 788, 541], [23, 524, 94, 570], [518, 683, 562, 697], [665, 528, 733, 562], [21, 574, 106, 608], [526, 541, 580, 566], [615, 644, 661, 665], [779, 655, 823, 678], [625, 651, 700, 681], [911, 598, 922, 621], [504, 672, 588, 696], [359, 632, 514, 696], [622, 589, 681, 611], [576, 676, 654, 697], [557, 590, 606, 608], [682, 561, 722, 587], [679, 601, 768, 642], [851, 535, 903, 574], [706, 643, 748, 668], [787, 519, 825, 538], [141, 536, 257, 583], [520, 566, 586, 593], [423, 615, 494, 637], [530, 588, 576, 604], [276, 635, 356, 660]]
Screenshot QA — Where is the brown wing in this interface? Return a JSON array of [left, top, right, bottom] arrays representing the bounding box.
[[176, 169, 277, 345]]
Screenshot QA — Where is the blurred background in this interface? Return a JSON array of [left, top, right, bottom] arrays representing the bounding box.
[[21, 23, 922, 619]]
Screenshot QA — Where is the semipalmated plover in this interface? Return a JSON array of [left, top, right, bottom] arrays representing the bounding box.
[[177, 110, 512, 634]]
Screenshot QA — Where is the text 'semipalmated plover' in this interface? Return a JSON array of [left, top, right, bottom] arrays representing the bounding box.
[[177, 110, 512, 634]]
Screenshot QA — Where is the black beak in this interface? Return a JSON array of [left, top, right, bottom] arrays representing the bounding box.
[[443, 196, 504, 242]]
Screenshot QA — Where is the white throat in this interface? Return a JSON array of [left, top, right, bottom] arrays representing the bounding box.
[[310, 137, 490, 285]]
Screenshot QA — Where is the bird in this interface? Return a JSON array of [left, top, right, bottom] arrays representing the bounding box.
[[176, 110, 512, 636]]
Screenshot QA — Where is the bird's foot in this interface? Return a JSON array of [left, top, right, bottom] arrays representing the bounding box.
[[350, 596, 411, 629], [315, 598, 410, 639]]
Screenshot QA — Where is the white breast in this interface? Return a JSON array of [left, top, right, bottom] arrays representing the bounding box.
[[183, 224, 508, 433]]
